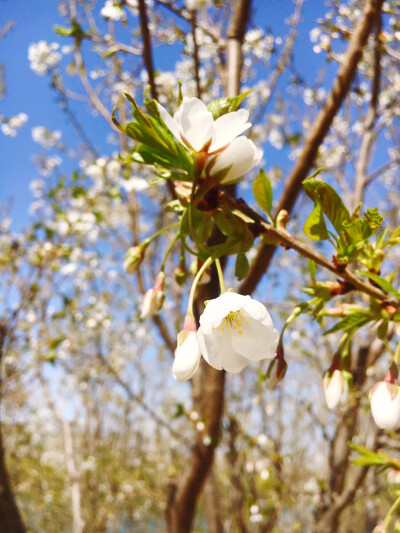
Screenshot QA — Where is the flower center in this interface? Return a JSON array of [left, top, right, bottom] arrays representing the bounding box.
[[218, 310, 249, 335]]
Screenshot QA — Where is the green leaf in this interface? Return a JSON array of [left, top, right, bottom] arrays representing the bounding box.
[[235, 252, 250, 281], [303, 176, 350, 234], [364, 207, 384, 233], [357, 270, 400, 300], [253, 169, 273, 214], [308, 259, 316, 282], [303, 201, 329, 240], [324, 311, 371, 335], [207, 90, 252, 120]]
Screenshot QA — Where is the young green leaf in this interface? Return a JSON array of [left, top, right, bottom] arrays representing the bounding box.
[[253, 169, 273, 215], [308, 259, 316, 282], [324, 311, 371, 335], [235, 252, 250, 280], [303, 201, 329, 240], [303, 177, 350, 234], [207, 90, 252, 120], [357, 270, 400, 300]]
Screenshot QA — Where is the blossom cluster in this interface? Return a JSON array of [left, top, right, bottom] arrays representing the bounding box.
[[1, 113, 28, 137], [28, 41, 61, 75], [158, 97, 263, 184]]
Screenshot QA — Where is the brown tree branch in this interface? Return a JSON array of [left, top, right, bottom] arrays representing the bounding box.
[[0, 321, 26, 533], [353, 11, 382, 207], [224, 193, 398, 306], [136, 0, 158, 101], [239, 0, 383, 296], [165, 3, 252, 532]]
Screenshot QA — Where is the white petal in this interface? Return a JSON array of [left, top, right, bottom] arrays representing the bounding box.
[[210, 108, 251, 151], [231, 313, 278, 362], [211, 137, 263, 183], [242, 297, 273, 324], [176, 97, 214, 151], [158, 103, 181, 142], [199, 292, 250, 329], [370, 382, 400, 429], [172, 331, 201, 382], [197, 325, 248, 373], [323, 370, 343, 410]]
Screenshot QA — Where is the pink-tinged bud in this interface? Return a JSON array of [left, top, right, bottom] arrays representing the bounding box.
[[323, 369, 350, 410], [387, 469, 400, 485], [140, 272, 165, 319], [265, 345, 287, 390], [369, 378, 400, 430], [172, 330, 201, 382]]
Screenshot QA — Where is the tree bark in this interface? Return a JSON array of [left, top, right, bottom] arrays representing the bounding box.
[[0, 322, 26, 533], [165, 2, 252, 531]]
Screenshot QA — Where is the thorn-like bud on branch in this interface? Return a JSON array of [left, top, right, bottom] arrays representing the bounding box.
[[276, 209, 289, 230]]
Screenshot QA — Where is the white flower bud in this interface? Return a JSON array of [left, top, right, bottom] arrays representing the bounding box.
[[172, 330, 201, 382], [140, 272, 165, 319], [369, 380, 400, 430], [323, 369, 350, 410]]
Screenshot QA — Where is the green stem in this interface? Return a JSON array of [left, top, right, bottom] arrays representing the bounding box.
[[160, 232, 180, 271], [146, 222, 180, 245], [188, 153, 208, 253], [187, 256, 214, 313], [393, 341, 400, 366], [381, 493, 400, 532], [215, 258, 226, 294]]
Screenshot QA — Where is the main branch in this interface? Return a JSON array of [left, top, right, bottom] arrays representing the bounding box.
[[240, 0, 383, 296]]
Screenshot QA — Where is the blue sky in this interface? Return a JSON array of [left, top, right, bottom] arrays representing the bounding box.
[[1, 0, 327, 231]]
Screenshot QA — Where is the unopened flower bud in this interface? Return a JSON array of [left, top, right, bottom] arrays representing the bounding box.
[[370, 380, 400, 430], [123, 241, 148, 274], [172, 315, 201, 382], [265, 344, 287, 390], [140, 272, 165, 319], [323, 369, 350, 410], [174, 265, 187, 286]]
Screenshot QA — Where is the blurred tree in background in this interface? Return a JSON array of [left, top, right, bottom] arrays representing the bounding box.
[[1, 1, 400, 532]]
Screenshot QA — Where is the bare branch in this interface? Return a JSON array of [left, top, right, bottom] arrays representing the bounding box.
[[136, 0, 158, 100], [240, 0, 383, 296]]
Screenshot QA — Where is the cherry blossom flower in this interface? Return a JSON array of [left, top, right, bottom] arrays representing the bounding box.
[[28, 41, 61, 75], [185, 0, 213, 11], [208, 136, 262, 184], [323, 369, 350, 410], [369, 380, 400, 430], [158, 97, 263, 183], [197, 292, 278, 373], [158, 97, 250, 153], [172, 330, 201, 382]]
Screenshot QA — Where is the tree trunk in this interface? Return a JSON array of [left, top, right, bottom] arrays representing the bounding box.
[[0, 322, 26, 533]]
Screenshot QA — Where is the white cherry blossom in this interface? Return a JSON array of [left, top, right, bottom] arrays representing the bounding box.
[[209, 136, 263, 183], [158, 97, 251, 153], [28, 41, 61, 75], [369, 380, 400, 430], [197, 292, 278, 373], [172, 330, 201, 382], [185, 0, 213, 11], [323, 369, 350, 410]]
